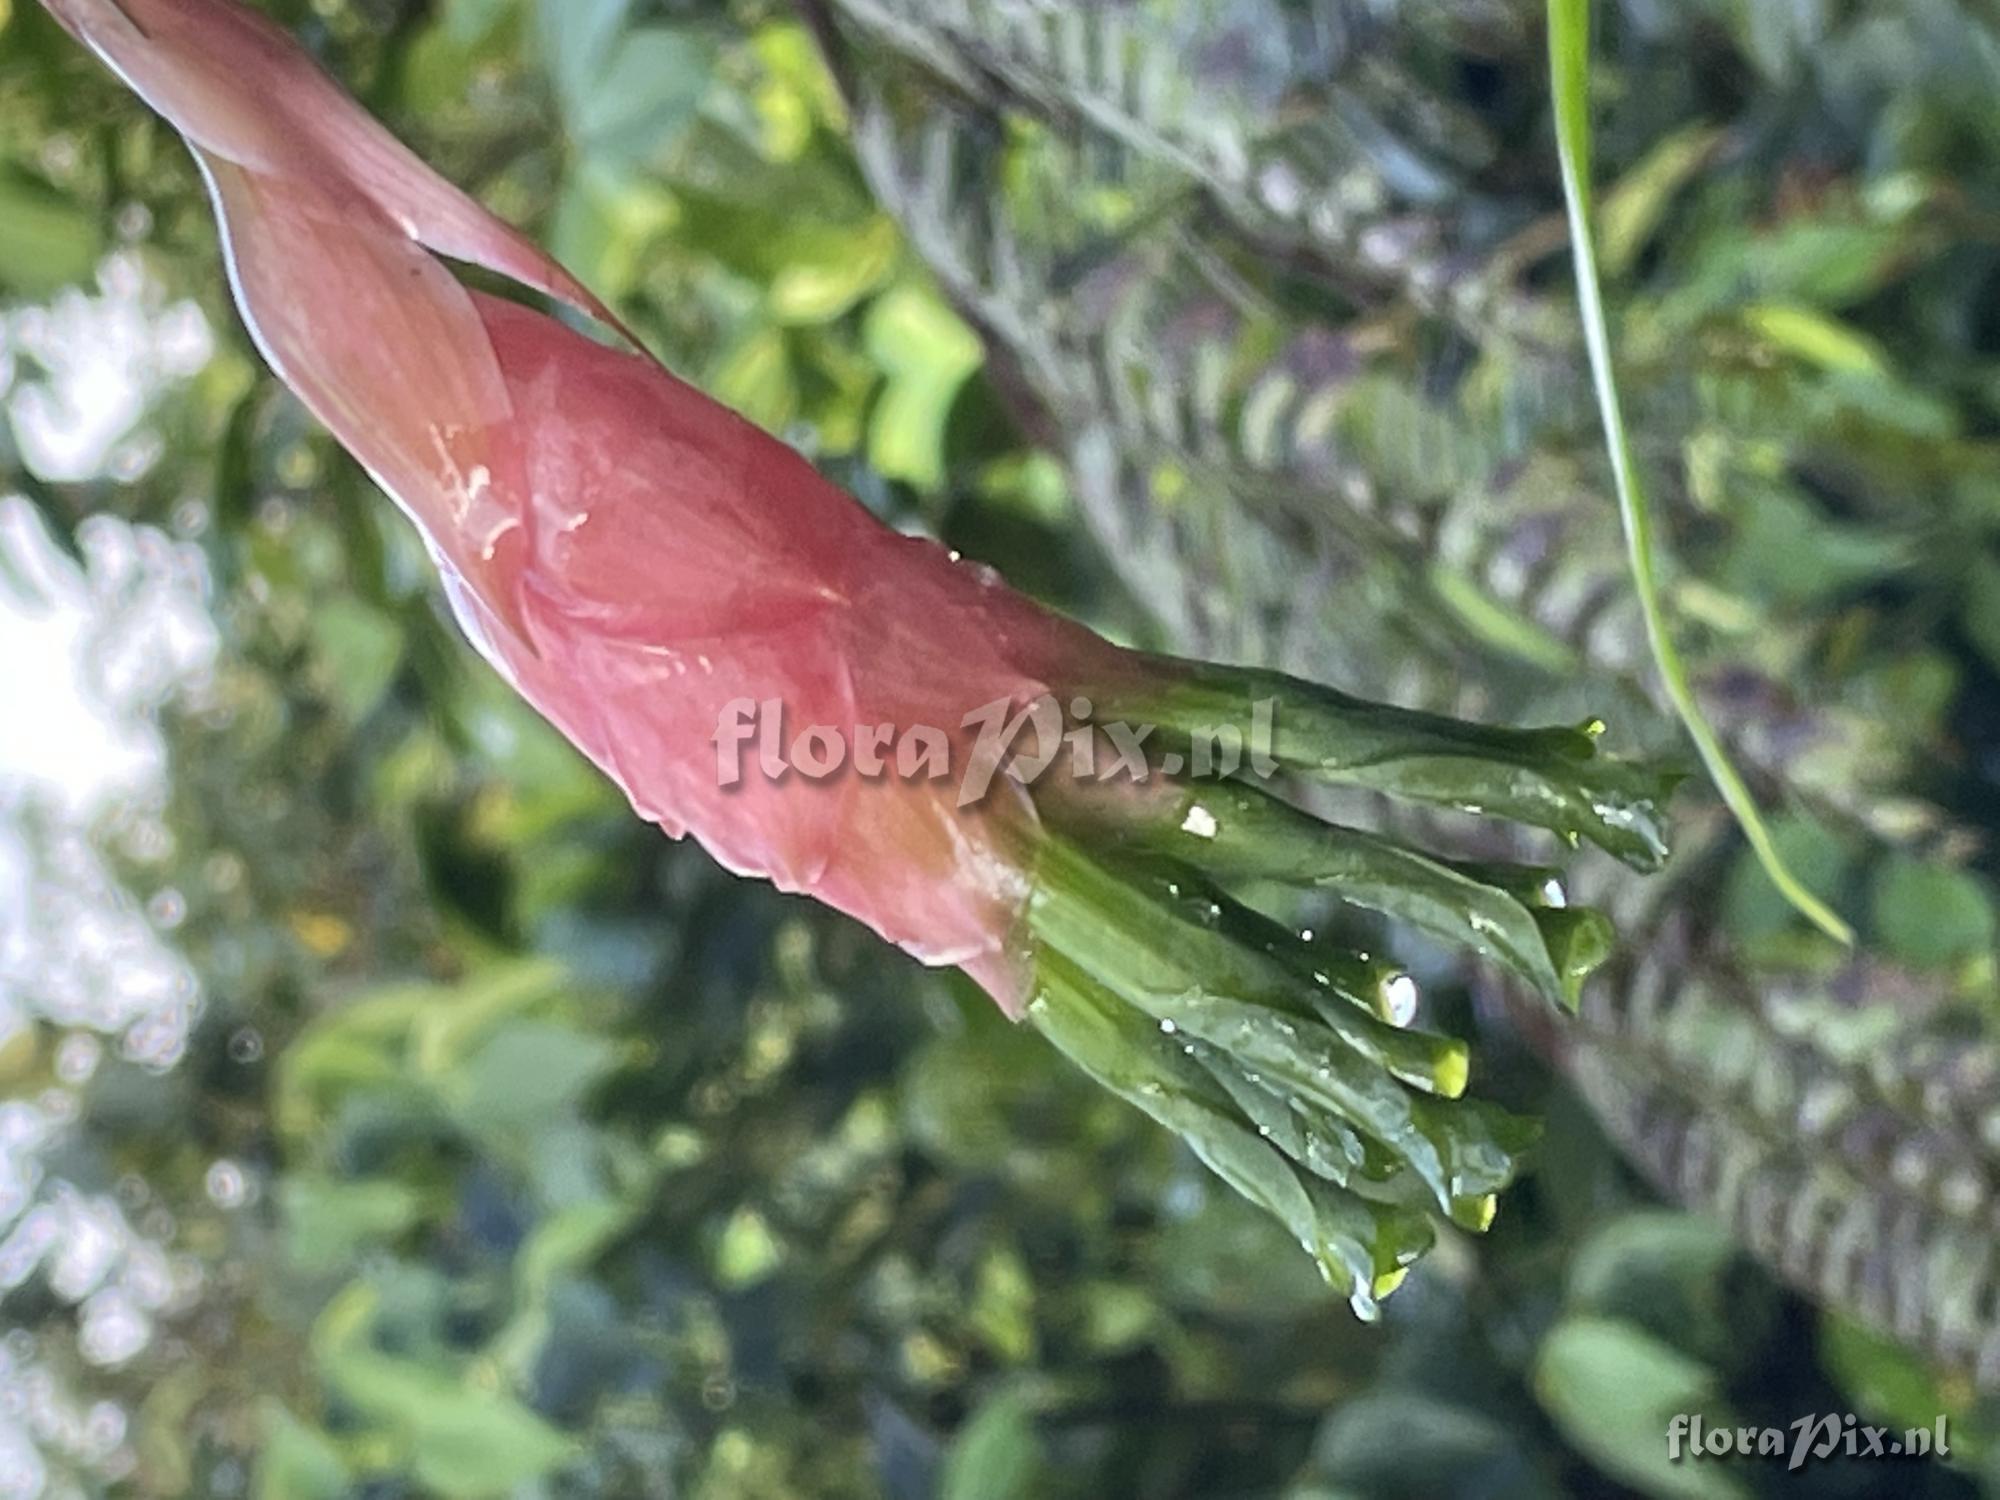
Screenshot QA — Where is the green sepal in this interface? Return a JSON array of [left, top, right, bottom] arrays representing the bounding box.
[[1100, 660, 1680, 871], [1095, 780, 1614, 1010], [1033, 838, 1469, 1212], [1028, 952, 1434, 1320]]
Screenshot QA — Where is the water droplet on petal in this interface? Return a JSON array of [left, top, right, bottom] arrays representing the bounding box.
[[1380, 974, 1420, 1027], [1180, 805, 1219, 839]]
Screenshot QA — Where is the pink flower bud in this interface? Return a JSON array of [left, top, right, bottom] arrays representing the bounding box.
[[43, 0, 1143, 1005]]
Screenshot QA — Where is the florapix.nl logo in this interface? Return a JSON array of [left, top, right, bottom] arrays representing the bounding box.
[[1668, 1412, 1950, 1473], [712, 694, 1282, 807]]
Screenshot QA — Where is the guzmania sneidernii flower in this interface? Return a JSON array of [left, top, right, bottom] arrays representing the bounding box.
[[42, 0, 1679, 1313]]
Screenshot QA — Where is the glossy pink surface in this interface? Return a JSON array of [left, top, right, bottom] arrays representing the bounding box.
[[461, 294, 1140, 999], [43, 0, 1147, 1003]]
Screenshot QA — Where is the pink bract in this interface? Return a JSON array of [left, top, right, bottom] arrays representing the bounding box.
[[44, 0, 1149, 1004]]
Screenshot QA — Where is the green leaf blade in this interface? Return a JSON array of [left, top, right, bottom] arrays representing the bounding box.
[[1545, 0, 1852, 945]]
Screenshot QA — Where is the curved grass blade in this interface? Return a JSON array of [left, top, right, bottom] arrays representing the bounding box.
[[1546, 0, 1851, 943]]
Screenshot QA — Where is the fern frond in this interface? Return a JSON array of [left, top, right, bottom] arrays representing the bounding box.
[[806, 0, 2000, 1385], [827, 0, 1503, 319], [1562, 910, 2000, 1384]]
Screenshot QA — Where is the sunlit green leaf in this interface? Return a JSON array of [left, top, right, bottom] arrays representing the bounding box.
[[864, 281, 984, 488], [314, 1288, 579, 1498], [311, 596, 403, 725], [1598, 126, 1721, 279], [536, 0, 631, 114], [449, 1020, 619, 1137], [255, 1402, 350, 1500], [1871, 856, 1996, 971], [572, 27, 715, 168], [940, 1388, 1044, 1500], [768, 217, 899, 325], [714, 1205, 783, 1288], [1535, 1317, 1747, 1500], [0, 169, 100, 293], [281, 1177, 423, 1273]]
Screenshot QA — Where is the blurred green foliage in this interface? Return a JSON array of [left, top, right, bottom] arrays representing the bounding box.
[[0, 1, 1997, 1498]]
